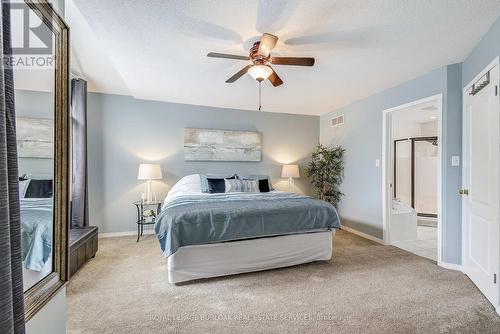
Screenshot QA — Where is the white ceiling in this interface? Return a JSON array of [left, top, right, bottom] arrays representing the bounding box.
[[68, 0, 500, 116]]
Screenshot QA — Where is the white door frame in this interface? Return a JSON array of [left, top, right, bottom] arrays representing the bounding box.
[[382, 94, 443, 265], [462, 56, 500, 314]]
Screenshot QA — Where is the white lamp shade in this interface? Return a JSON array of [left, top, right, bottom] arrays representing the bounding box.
[[137, 164, 162, 180], [247, 65, 273, 81], [281, 164, 300, 178]]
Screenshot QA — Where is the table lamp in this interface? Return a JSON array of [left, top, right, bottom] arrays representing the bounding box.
[[137, 163, 162, 202], [281, 164, 300, 191]]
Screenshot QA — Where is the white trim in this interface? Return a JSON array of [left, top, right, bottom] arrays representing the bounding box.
[[438, 261, 462, 272], [99, 229, 155, 238], [462, 56, 500, 313], [382, 94, 443, 265], [463, 56, 500, 90], [341, 226, 385, 244]]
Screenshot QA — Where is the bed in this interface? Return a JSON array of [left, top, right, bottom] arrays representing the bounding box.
[[20, 197, 53, 289], [154, 174, 341, 283]]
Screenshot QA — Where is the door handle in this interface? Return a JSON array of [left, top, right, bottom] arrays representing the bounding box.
[[459, 189, 469, 195]]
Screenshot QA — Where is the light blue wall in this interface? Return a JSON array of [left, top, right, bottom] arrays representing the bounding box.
[[320, 65, 463, 264], [462, 16, 500, 86], [443, 63, 463, 265], [318, 14, 500, 266], [87, 93, 320, 233], [15, 89, 54, 178]]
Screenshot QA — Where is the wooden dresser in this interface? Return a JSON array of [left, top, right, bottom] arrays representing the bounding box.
[[69, 226, 98, 277]]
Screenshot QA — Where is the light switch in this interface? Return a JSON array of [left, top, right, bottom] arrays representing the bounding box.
[[375, 159, 380, 167], [451, 155, 460, 167]]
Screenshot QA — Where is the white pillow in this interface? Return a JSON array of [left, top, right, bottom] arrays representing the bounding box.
[[225, 179, 259, 193], [19, 179, 31, 198], [165, 174, 203, 204]]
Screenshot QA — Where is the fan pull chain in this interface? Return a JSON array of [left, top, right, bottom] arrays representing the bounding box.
[[258, 81, 262, 111]]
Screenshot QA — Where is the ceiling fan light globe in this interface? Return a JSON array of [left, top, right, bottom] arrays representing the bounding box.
[[247, 65, 273, 81]]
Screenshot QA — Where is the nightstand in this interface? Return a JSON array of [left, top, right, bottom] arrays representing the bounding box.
[[133, 200, 162, 242]]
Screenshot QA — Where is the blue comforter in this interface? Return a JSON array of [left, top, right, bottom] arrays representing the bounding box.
[[20, 198, 53, 271], [155, 192, 341, 257]]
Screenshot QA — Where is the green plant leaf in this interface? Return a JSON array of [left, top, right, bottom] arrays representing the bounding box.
[[305, 144, 345, 207]]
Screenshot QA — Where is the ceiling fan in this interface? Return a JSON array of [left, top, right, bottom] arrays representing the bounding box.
[[207, 33, 315, 87]]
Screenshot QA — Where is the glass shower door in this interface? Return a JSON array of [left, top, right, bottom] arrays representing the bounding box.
[[394, 139, 412, 207], [413, 139, 438, 216]]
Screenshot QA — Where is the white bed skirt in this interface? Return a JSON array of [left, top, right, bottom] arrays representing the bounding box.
[[167, 230, 334, 283]]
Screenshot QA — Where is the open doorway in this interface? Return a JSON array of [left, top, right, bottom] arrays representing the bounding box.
[[382, 95, 442, 263]]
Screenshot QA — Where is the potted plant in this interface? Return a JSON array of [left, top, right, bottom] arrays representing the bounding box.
[[305, 144, 345, 207]]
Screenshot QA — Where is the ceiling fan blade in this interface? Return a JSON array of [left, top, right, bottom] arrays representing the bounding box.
[[207, 52, 250, 61], [270, 57, 315, 66], [257, 33, 278, 57], [226, 65, 253, 83], [268, 68, 283, 87]]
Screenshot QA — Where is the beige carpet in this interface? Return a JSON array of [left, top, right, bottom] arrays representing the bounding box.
[[67, 230, 500, 334]]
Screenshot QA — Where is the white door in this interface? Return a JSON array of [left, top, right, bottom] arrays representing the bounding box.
[[463, 64, 500, 306]]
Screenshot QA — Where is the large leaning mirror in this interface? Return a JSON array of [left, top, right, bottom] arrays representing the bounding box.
[[9, 0, 69, 320]]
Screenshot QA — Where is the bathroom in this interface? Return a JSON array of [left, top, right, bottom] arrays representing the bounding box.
[[390, 99, 439, 261]]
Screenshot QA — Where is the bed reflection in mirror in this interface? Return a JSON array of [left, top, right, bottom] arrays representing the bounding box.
[[12, 1, 56, 291]]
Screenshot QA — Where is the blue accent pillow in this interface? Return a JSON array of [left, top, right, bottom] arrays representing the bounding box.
[[207, 178, 226, 193], [258, 179, 271, 192], [25, 179, 53, 198], [200, 174, 237, 193]]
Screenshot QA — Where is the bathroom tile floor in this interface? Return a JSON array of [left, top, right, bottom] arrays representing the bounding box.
[[392, 226, 437, 261]]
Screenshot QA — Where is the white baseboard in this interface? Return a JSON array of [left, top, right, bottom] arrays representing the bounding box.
[[341, 226, 385, 245], [438, 261, 462, 272], [99, 229, 155, 238]]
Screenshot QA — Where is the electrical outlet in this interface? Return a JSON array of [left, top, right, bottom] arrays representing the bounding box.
[[451, 156, 460, 167]]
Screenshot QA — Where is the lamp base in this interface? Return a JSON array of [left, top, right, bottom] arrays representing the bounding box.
[[146, 179, 152, 202], [288, 178, 296, 192]]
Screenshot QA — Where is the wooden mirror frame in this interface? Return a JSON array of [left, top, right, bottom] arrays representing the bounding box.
[[22, 0, 70, 321]]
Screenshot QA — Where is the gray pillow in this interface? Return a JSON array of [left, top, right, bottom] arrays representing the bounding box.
[[200, 174, 237, 193], [238, 174, 274, 190], [225, 179, 260, 193]]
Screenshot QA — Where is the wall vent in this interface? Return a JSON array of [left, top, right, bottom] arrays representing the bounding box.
[[330, 114, 344, 127]]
